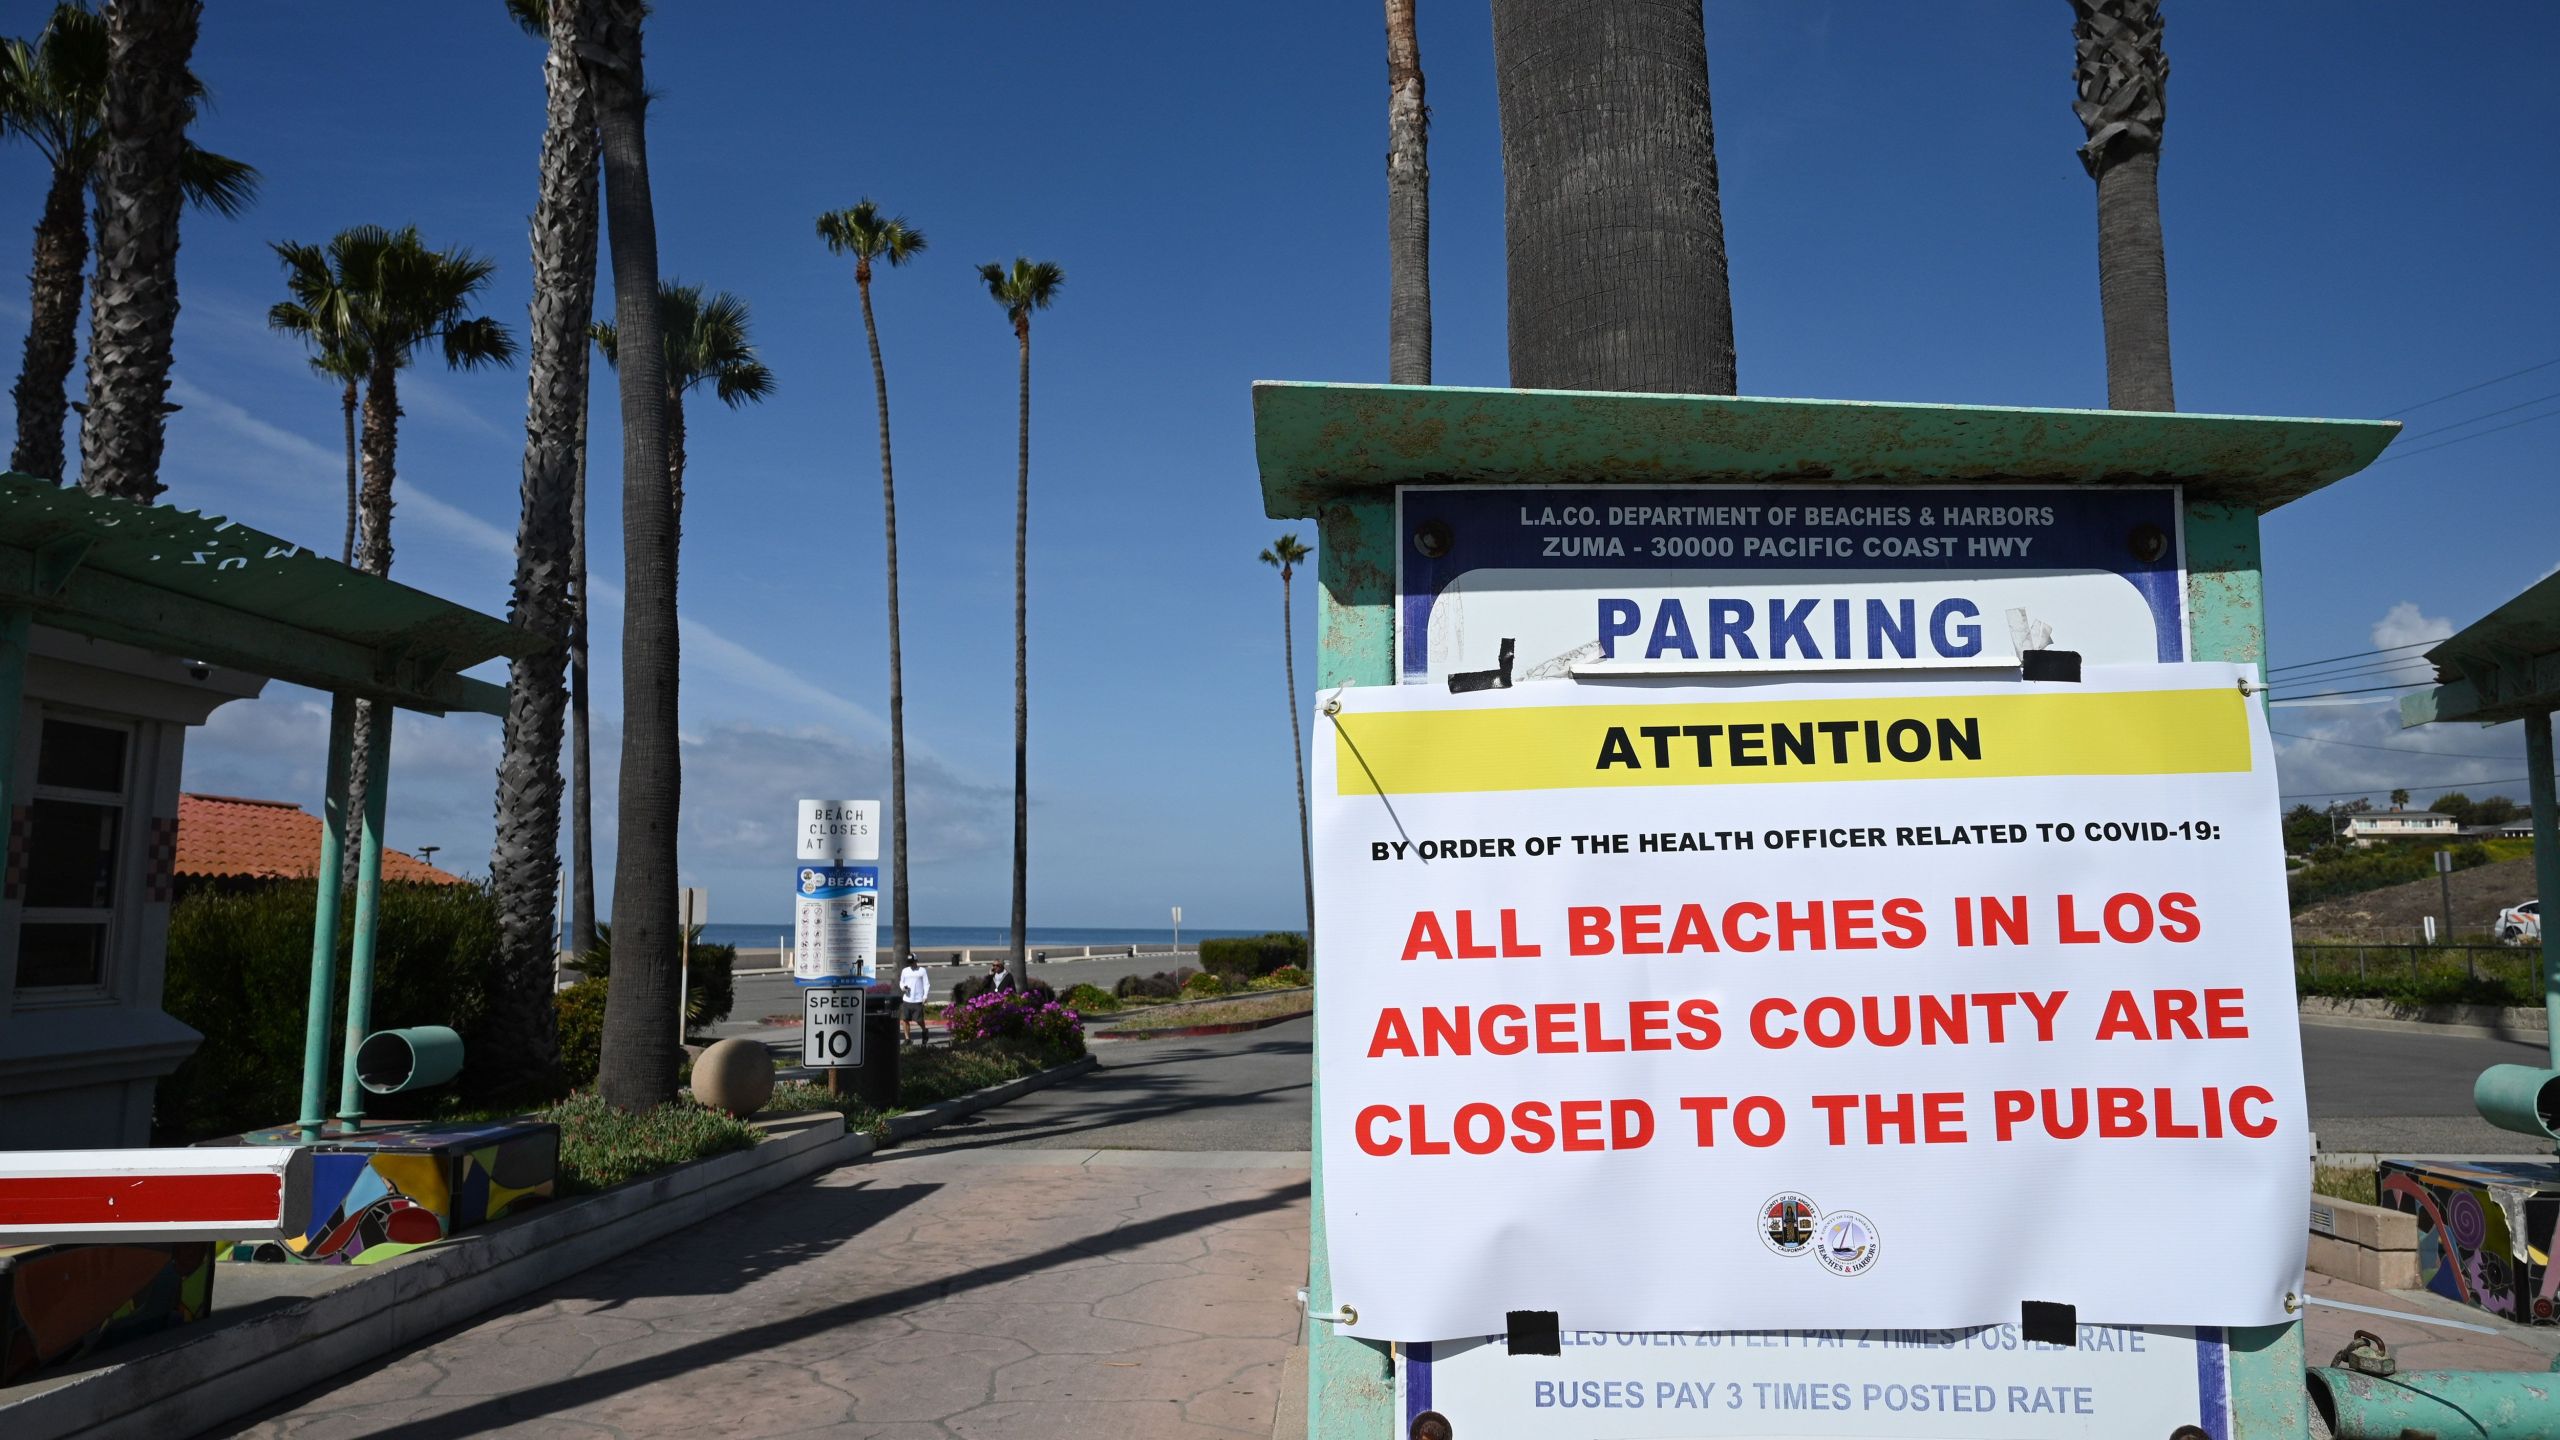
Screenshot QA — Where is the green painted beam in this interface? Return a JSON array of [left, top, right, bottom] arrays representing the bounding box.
[[1256, 381, 2398, 520], [0, 550, 506, 715]]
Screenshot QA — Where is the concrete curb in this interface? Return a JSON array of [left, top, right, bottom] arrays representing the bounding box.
[[1091, 1009, 1311, 1042], [2300, 996, 2548, 1043], [0, 1053, 1102, 1440]]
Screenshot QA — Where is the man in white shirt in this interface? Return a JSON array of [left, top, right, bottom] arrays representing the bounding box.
[[898, 955, 933, 1045]]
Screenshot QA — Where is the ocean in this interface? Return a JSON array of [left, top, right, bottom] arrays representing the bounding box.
[[691, 923, 1283, 951]]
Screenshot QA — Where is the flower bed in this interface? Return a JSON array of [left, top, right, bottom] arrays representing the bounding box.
[[943, 989, 1086, 1064]]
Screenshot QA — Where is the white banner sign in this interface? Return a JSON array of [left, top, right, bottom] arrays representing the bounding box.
[[1402, 1324, 2227, 1440], [1314, 665, 2305, 1340], [798, 799, 880, 862]]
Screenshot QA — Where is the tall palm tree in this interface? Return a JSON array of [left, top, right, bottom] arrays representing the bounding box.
[[76, 0, 219, 501], [592, 282, 774, 605], [816, 200, 926, 971], [1489, 0, 1734, 394], [265, 334, 365, 564], [979, 257, 1063, 994], [1261, 535, 1314, 951], [2070, 0, 2173, 411], [1384, 0, 1430, 385], [485, 0, 599, 1105], [0, 1, 254, 482], [270, 225, 517, 887], [588, 0, 681, 1112]]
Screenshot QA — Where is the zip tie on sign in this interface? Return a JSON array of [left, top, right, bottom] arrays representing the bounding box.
[[1296, 1289, 1358, 1326]]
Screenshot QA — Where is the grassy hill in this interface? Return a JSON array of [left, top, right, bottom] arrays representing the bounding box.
[[2291, 854, 2536, 942]]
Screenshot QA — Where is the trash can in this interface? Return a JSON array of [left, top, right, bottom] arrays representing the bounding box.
[[854, 990, 901, 1110]]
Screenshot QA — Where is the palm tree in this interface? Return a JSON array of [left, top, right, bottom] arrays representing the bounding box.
[[1383, 0, 1429, 385], [2391, 788, 2411, 810], [485, 0, 599, 1105], [816, 200, 926, 972], [1489, 0, 1734, 394], [980, 257, 1064, 994], [0, 0, 254, 484], [76, 0, 230, 501], [270, 224, 517, 888], [1261, 535, 1314, 951], [588, 0, 681, 1112], [592, 282, 774, 605], [265, 333, 364, 564], [2070, 0, 2173, 411]]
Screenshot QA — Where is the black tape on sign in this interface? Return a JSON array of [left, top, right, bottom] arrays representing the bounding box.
[[1448, 637, 1515, 694], [2020, 649, 2082, 683], [2021, 1300, 2077, 1347], [1506, 1310, 1561, 1356]]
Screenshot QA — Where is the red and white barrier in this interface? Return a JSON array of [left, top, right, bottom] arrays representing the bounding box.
[[0, 1146, 312, 1245]]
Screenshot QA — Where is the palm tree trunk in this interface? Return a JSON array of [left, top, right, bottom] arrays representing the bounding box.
[[2092, 149, 2172, 410], [2071, 0, 2174, 412], [338, 379, 359, 564], [569, 398, 598, 959], [341, 360, 401, 895], [78, 0, 203, 502], [859, 269, 913, 967], [664, 387, 685, 609], [487, 0, 599, 1105], [1489, 0, 1736, 395], [1384, 0, 1431, 386], [1282, 567, 1313, 955], [11, 164, 88, 481], [591, 0, 682, 1112], [1008, 319, 1031, 994]]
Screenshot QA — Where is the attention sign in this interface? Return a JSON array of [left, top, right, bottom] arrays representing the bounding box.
[[1312, 665, 2304, 1340]]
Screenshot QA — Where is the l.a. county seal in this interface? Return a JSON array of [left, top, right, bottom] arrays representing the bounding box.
[[1814, 1211, 1880, 1277], [1758, 1192, 1820, 1257]]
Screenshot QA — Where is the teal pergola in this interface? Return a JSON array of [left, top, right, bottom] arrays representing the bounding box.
[[0, 474, 537, 1138], [2401, 570, 2560, 1084]]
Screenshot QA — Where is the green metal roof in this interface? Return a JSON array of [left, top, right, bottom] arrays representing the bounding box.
[[2400, 569, 2560, 729], [1255, 382, 2401, 519], [0, 473, 532, 715]]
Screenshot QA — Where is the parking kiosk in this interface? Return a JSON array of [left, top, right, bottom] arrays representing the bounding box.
[[1257, 382, 2403, 1440]]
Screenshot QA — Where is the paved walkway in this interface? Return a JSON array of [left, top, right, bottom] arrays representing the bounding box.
[[217, 1024, 1314, 1439]]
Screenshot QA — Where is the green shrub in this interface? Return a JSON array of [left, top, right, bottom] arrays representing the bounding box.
[[2288, 842, 2493, 912], [899, 1046, 1052, 1104], [541, 1092, 758, 1194], [1264, 965, 1311, 988], [1181, 971, 1230, 999], [1114, 969, 1187, 1001], [1198, 931, 1310, 980], [157, 879, 506, 1142], [574, 923, 733, 1027], [1063, 982, 1120, 1013], [554, 975, 609, 1088]]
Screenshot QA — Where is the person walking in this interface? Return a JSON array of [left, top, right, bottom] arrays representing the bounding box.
[[898, 954, 933, 1045]]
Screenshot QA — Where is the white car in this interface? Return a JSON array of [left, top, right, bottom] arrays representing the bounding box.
[[2496, 900, 2540, 945]]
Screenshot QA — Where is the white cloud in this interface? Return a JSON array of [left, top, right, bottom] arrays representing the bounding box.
[[2371, 601, 2455, 652]]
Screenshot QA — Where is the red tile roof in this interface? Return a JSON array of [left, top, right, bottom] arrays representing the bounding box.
[[176, 793, 465, 886]]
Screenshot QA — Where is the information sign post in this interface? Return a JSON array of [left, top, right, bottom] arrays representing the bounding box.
[[1255, 383, 2398, 1440], [796, 799, 880, 1096]]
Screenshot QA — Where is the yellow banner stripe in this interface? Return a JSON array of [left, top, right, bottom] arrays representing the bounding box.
[[1333, 688, 2250, 796]]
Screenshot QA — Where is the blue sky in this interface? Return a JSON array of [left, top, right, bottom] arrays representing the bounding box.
[[3, 2, 2554, 925]]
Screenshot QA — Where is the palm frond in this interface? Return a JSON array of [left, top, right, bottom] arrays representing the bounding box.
[[980, 256, 1066, 319], [504, 0, 549, 40], [590, 321, 618, 366], [712, 359, 774, 408], [176, 142, 258, 217], [441, 314, 519, 370], [816, 198, 927, 264]]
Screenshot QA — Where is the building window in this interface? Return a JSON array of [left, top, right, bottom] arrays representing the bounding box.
[[16, 717, 129, 992]]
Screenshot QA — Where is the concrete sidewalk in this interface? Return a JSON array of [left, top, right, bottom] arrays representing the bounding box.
[[218, 1148, 1311, 1439]]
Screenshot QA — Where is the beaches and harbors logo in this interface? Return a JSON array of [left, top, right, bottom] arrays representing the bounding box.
[[1757, 1193, 1881, 1277]]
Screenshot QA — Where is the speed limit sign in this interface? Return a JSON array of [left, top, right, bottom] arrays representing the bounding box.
[[803, 986, 864, 1068]]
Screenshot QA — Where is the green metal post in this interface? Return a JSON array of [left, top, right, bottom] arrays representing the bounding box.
[[336, 706, 392, 1124], [0, 606, 29, 911], [298, 695, 357, 1136], [2525, 708, 2560, 1072]]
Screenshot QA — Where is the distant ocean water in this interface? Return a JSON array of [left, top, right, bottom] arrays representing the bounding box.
[[693, 923, 1281, 950]]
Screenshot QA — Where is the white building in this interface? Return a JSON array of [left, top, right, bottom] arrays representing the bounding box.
[[2341, 809, 2460, 846]]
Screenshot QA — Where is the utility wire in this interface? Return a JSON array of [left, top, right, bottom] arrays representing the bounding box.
[[2381, 355, 2560, 417], [2266, 680, 2437, 702], [2268, 639, 2439, 674], [2280, 775, 2541, 801], [2391, 388, 2560, 444], [2374, 403, 2560, 464], [2270, 730, 2516, 762], [2269, 656, 2438, 688]]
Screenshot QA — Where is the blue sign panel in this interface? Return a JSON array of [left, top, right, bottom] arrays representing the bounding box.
[[1396, 485, 2184, 684]]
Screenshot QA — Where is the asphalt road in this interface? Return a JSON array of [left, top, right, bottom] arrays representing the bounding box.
[[2301, 1018, 2550, 1155], [722, 951, 1206, 1029], [897, 1017, 1314, 1154]]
